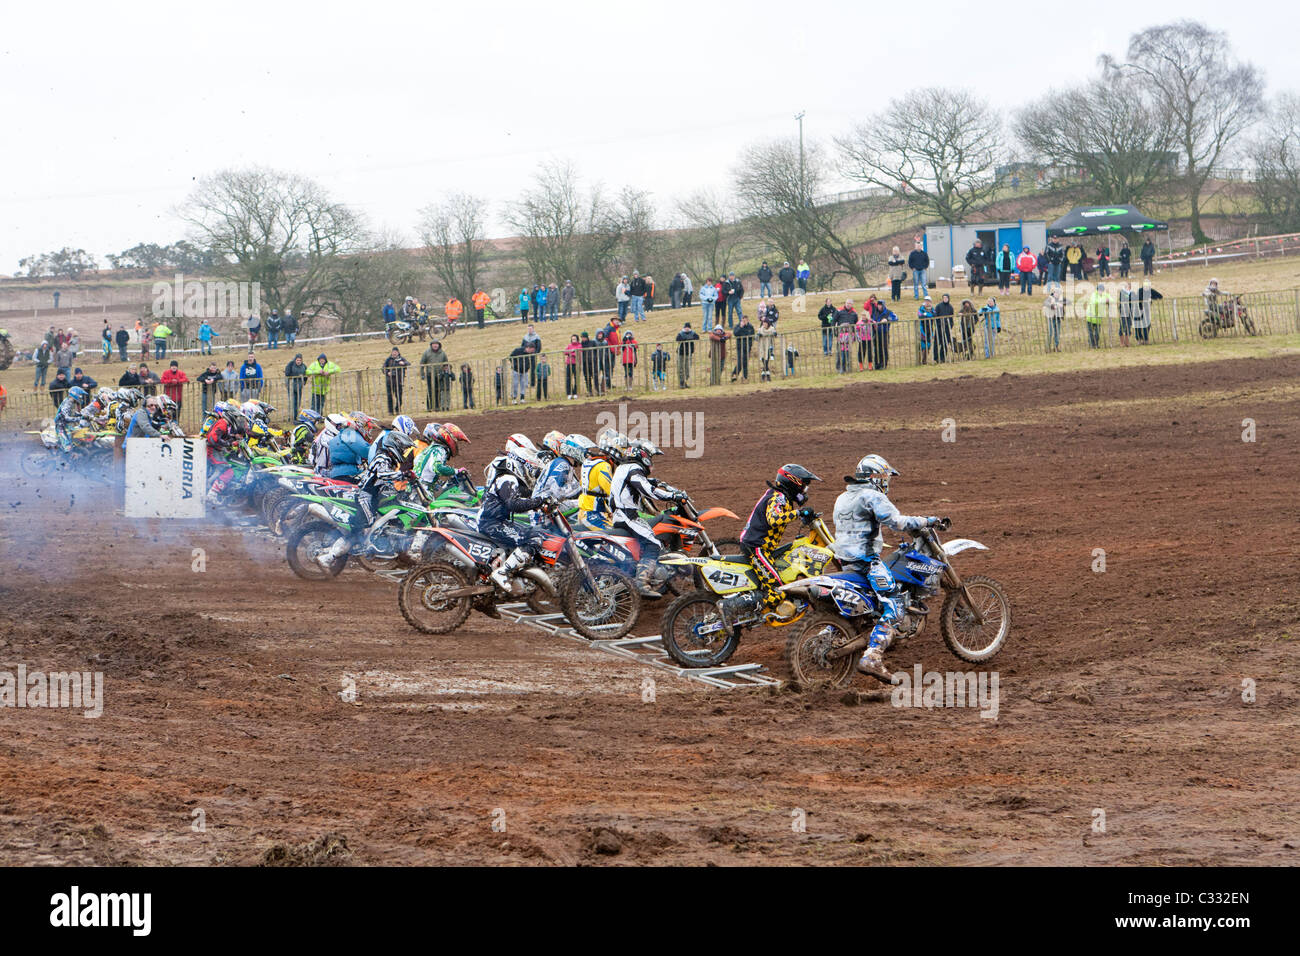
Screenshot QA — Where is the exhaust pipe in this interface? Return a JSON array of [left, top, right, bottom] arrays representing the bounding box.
[[521, 567, 557, 597], [307, 503, 332, 523]]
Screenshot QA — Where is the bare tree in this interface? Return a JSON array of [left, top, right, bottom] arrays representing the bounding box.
[[837, 88, 1002, 224], [1249, 93, 1300, 234], [505, 159, 622, 309], [1014, 72, 1179, 206], [418, 192, 489, 308], [615, 187, 663, 277], [733, 138, 873, 287], [672, 189, 748, 281], [1109, 20, 1265, 243], [181, 167, 366, 332], [322, 235, 424, 335]]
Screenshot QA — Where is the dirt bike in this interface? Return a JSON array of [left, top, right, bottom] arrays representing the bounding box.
[[20, 426, 116, 480], [781, 518, 1011, 687], [649, 495, 740, 596], [0, 329, 14, 371], [657, 509, 838, 668], [398, 504, 640, 640], [385, 313, 451, 346], [1199, 295, 1257, 338], [285, 477, 437, 579]]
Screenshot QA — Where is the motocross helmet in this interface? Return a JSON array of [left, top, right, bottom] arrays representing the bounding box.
[[95, 388, 115, 406], [505, 433, 536, 455], [541, 430, 567, 459], [502, 445, 543, 488], [595, 429, 630, 462], [774, 463, 821, 503], [296, 409, 324, 430], [240, 400, 266, 422], [326, 413, 350, 431], [439, 423, 469, 456], [349, 411, 379, 439], [67, 386, 89, 407], [118, 388, 143, 408], [392, 414, 417, 437], [626, 439, 663, 472], [379, 429, 415, 466], [847, 454, 898, 493], [560, 434, 594, 465], [158, 396, 178, 419]]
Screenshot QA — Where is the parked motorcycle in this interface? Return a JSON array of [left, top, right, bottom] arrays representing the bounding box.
[[657, 508, 837, 668], [781, 518, 1011, 687]]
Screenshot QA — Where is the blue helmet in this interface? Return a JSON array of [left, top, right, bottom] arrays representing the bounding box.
[[67, 386, 89, 406], [392, 414, 417, 437], [297, 408, 323, 429]]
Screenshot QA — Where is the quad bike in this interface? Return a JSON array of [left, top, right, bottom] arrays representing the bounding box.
[[0, 329, 14, 371], [1199, 295, 1257, 338], [781, 518, 1011, 688], [657, 508, 838, 668], [398, 504, 640, 640]]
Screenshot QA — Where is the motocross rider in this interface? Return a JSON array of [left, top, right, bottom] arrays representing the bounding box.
[[832, 454, 944, 681], [205, 404, 250, 502], [54, 386, 91, 452], [730, 464, 823, 620], [317, 429, 418, 566], [577, 430, 626, 530], [482, 444, 555, 595], [286, 409, 324, 464], [416, 422, 471, 489], [609, 439, 686, 597], [310, 413, 348, 476], [537, 434, 592, 508], [326, 414, 374, 482]]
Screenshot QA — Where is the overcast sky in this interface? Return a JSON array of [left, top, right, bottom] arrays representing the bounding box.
[[1, 0, 1294, 274]]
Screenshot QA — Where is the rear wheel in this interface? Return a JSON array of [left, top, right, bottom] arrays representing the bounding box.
[[271, 498, 305, 537], [784, 614, 858, 689], [561, 564, 640, 640], [398, 561, 472, 634], [1199, 317, 1217, 339], [261, 486, 290, 526], [1241, 313, 1257, 335], [286, 521, 349, 580], [940, 575, 1011, 663], [660, 589, 741, 668]]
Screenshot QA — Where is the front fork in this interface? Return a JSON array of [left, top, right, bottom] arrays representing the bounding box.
[[942, 566, 985, 625]]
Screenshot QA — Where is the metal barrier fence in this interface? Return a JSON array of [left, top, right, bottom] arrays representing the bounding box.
[[8, 288, 1300, 432]]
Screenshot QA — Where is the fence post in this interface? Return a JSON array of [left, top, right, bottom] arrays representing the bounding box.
[[1294, 289, 1300, 334], [1171, 299, 1180, 341]]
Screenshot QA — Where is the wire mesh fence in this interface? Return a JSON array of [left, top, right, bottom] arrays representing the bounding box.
[[9, 288, 1299, 433]]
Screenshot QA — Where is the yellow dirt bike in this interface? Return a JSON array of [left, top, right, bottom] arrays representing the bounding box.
[[658, 509, 837, 668]]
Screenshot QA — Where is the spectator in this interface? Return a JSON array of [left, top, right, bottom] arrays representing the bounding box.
[[958, 299, 978, 359], [980, 296, 1001, 358], [628, 271, 648, 322], [306, 353, 340, 413], [707, 323, 730, 385], [246, 312, 261, 347], [732, 314, 753, 382], [965, 239, 990, 294], [757, 261, 773, 298], [755, 315, 777, 380], [560, 281, 575, 318], [1016, 247, 1037, 296], [1085, 285, 1109, 348], [933, 294, 955, 363], [546, 283, 560, 322], [494, 362, 505, 404], [579, 332, 598, 396], [1045, 237, 1066, 283], [675, 322, 698, 388], [869, 297, 896, 370], [681, 273, 693, 308], [834, 300, 856, 374], [917, 297, 935, 365], [282, 310, 298, 346], [615, 275, 630, 321], [100, 322, 112, 363], [1134, 283, 1162, 343], [238, 352, 264, 400], [669, 273, 685, 309], [1043, 287, 1065, 352], [817, 297, 836, 355], [118, 363, 142, 390], [777, 261, 796, 297], [650, 343, 670, 391], [1036, 249, 1049, 287], [472, 289, 491, 327], [887, 247, 906, 301], [907, 242, 930, 298], [459, 363, 476, 409], [383, 298, 397, 325], [383, 347, 410, 414], [70, 367, 98, 395], [995, 244, 1015, 291], [854, 307, 872, 370], [724, 272, 744, 327], [508, 343, 530, 403], [522, 324, 542, 355], [220, 360, 239, 399], [518, 287, 531, 324], [55, 341, 76, 376], [1096, 246, 1111, 278], [1066, 242, 1084, 280], [161, 360, 189, 413], [1140, 239, 1156, 276], [198, 320, 217, 355], [698, 277, 718, 331], [265, 310, 283, 349], [138, 363, 161, 396], [33, 340, 52, 387], [197, 361, 224, 415], [419, 341, 448, 411], [114, 325, 130, 362], [533, 285, 548, 322], [536, 353, 551, 400], [796, 260, 810, 292], [49, 369, 71, 409], [1118, 242, 1132, 278], [1117, 281, 1135, 348], [564, 335, 581, 399]]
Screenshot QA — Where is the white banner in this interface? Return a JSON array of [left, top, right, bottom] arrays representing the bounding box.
[[124, 438, 207, 518]]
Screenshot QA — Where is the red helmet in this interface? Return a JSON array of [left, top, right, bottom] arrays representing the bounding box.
[[440, 422, 469, 456]]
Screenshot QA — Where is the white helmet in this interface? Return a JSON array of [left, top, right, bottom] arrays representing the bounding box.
[[560, 434, 594, 465], [505, 432, 536, 455], [541, 430, 567, 458], [502, 445, 543, 488], [848, 454, 899, 492]]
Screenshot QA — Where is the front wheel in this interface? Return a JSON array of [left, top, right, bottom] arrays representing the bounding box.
[[1241, 313, 1257, 336], [561, 564, 640, 640], [784, 613, 858, 689], [286, 521, 349, 580], [660, 589, 740, 668], [940, 575, 1011, 663], [1199, 317, 1217, 339], [398, 561, 472, 634]]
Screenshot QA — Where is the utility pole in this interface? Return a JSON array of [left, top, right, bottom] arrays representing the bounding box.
[[795, 111, 806, 206]]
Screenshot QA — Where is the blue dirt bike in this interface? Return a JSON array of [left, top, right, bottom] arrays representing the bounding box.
[[779, 518, 1011, 687]]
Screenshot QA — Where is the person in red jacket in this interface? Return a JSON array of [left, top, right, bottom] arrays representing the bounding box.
[[1016, 247, 1038, 296], [620, 331, 638, 387], [205, 405, 248, 503], [161, 360, 190, 414]]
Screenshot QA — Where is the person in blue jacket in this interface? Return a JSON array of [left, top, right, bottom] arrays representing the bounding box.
[[327, 419, 372, 480], [518, 288, 531, 325]]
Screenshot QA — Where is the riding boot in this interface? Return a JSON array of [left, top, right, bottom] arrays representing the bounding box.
[[490, 547, 531, 593], [857, 622, 895, 682]]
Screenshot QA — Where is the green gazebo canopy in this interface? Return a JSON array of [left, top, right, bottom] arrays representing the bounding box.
[[1047, 205, 1169, 237]]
